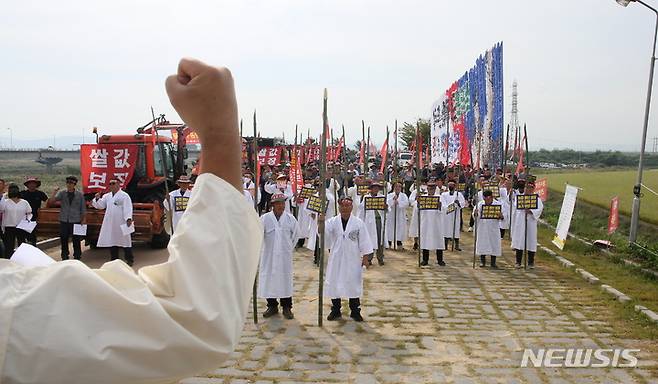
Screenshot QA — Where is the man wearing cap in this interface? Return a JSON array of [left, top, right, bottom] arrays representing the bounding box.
[[48, 176, 86, 260], [441, 179, 467, 252], [474, 189, 504, 268], [165, 176, 193, 232], [320, 197, 373, 322], [385, 181, 408, 249], [511, 177, 543, 269], [417, 180, 445, 266], [358, 182, 386, 265], [264, 173, 293, 213], [259, 193, 299, 320], [20, 177, 48, 246], [347, 174, 366, 216], [92, 178, 135, 266]]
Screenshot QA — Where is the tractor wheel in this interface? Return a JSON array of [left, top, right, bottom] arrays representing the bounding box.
[[150, 230, 170, 249]]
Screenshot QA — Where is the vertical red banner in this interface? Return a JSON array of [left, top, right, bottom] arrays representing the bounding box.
[[608, 196, 620, 235], [535, 177, 549, 202]]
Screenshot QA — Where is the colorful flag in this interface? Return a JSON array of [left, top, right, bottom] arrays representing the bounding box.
[[608, 196, 620, 235]]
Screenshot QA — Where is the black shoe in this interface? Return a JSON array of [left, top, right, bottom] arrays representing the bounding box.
[[455, 247, 462, 252], [350, 311, 364, 322], [420, 260, 429, 266], [377, 259, 385, 266], [61, 256, 69, 261], [480, 262, 486, 268], [282, 308, 294, 319], [491, 264, 499, 269], [327, 310, 342, 321], [263, 306, 279, 318], [438, 260, 446, 266]]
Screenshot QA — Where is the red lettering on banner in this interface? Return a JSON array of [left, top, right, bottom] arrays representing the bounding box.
[[535, 178, 549, 202], [170, 129, 200, 145], [81, 144, 139, 193]]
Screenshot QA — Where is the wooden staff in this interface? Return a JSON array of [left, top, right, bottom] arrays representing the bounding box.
[[393, 120, 398, 251], [383, 126, 389, 252], [331, 127, 338, 216], [252, 110, 259, 324], [318, 89, 328, 327], [523, 123, 530, 270], [367, 126, 371, 170], [472, 185, 479, 269], [523, 124, 530, 177], [361, 120, 366, 174], [341, 124, 347, 198], [503, 123, 510, 174], [415, 122, 422, 267]]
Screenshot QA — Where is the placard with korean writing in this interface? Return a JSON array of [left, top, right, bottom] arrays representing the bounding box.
[[357, 184, 369, 196], [483, 182, 501, 198], [446, 202, 458, 214], [80, 144, 139, 194], [306, 195, 326, 214], [480, 204, 502, 219], [299, 186, 316, 199], [418, 196, 441, 210], [364, 196, 386, 211], [516, 194, 539, 210], [457, 183, 466, 192], [174, 196, 190, 212]]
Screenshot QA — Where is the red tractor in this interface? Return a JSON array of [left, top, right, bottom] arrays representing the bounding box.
[[38, 115, 193, 249]]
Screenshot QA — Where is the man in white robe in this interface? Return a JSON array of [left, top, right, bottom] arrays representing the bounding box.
[[441, 180, 467, 251], [385, 181, 408, 249], [320, 197, 373, 322], [358, 182, 386, 265], [293, 182, 314, 248], [407, 180, 427, 251], [511, 178, 544, 269], [347, 174, 366, 216], [418, 181, 445, 266], [499, 178, 513, 239], [0, 58, 262, 384], [474, 190, 504, 268], [259, 194, 299, 319], [164, 175, 193, 233], [92, 178, 135, 266]]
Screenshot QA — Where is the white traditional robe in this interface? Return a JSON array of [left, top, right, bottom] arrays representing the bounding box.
[[92, 189, 133, 248], [440, 191, 467, 240], [305, 191, 336, 252], [511, 195, 544, 252], [0, 173, 261, 384], [323, 215, 373, 298], [499, 187, 512, 230], [258, 211, 298, 299], [385, 191, 408, 244], [475, 200, 504, 256], [357, 193, 386, 251], [408, 189, 420, 238], [347, 185, 364, 216], [294, 196, 313, 240], [165, 188, 192, 231], [416, 191, 444, 250]]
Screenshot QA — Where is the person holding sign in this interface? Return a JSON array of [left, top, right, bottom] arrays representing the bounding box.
[[320, 197, 374, 322], [165, 175, 193, 233], [359, 182, 386, 265], [474, 190, 504, 268], [259, 194, 299, 320], [499, 177, 513, 239], [407, 179, 427, 251], [0, 184, 33, 258], [92, 178, 135, 266], [264, 174, 294, 213], [441, 179, 467, 252], [305, 179, 337, 265], [385, 181, 408, 249], [418, 181, 445, 266], [48, 176, 86, 260], [511, 178, 543, 269], [293, 182, 315, 249]]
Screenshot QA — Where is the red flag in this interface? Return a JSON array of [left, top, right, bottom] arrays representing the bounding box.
[[379, 138, 388, 173], [535, 178, 549, 202], [334, 137, 344, 162], [359, 141, 365, 167], [290, 147, 304, 194], [515, 134, 526, 175], [418, 134, 424, 169], [608, 196, 620, 235]]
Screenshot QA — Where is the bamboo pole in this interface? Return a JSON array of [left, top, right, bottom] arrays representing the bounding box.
[[252, 110, 259, 324], [318, 89, 328, 327], [416, 122, 422, 268]]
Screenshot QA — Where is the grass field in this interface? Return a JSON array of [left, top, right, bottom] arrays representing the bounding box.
[[537, 168, 658, 224]]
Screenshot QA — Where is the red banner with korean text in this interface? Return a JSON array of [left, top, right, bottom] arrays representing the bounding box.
[[294, 146, 305, 164], [289, 148, 304, 194], [170, 129, 200, 145], [608, 196, 619, 235], [80, 144, 139, 193], [258, 147, 283, 166], [535, 177, 549, 202], [306, 145, 321, 163]]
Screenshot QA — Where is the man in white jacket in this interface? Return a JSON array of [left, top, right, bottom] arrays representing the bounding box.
[[320, 197, 373, 322], [511, 178, 544, 269], [0, 58, 262, 384], [259, 194, 299, 320], [92, 178, 135, 266]]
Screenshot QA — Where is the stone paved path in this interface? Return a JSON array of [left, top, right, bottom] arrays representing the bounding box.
[[176, 233, 657, 384]]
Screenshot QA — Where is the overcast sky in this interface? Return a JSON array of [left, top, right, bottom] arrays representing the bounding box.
[[1, 0, 656, 151]]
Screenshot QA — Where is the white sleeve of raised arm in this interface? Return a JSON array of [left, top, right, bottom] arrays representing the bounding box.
[[0, 173, 262, 384]]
